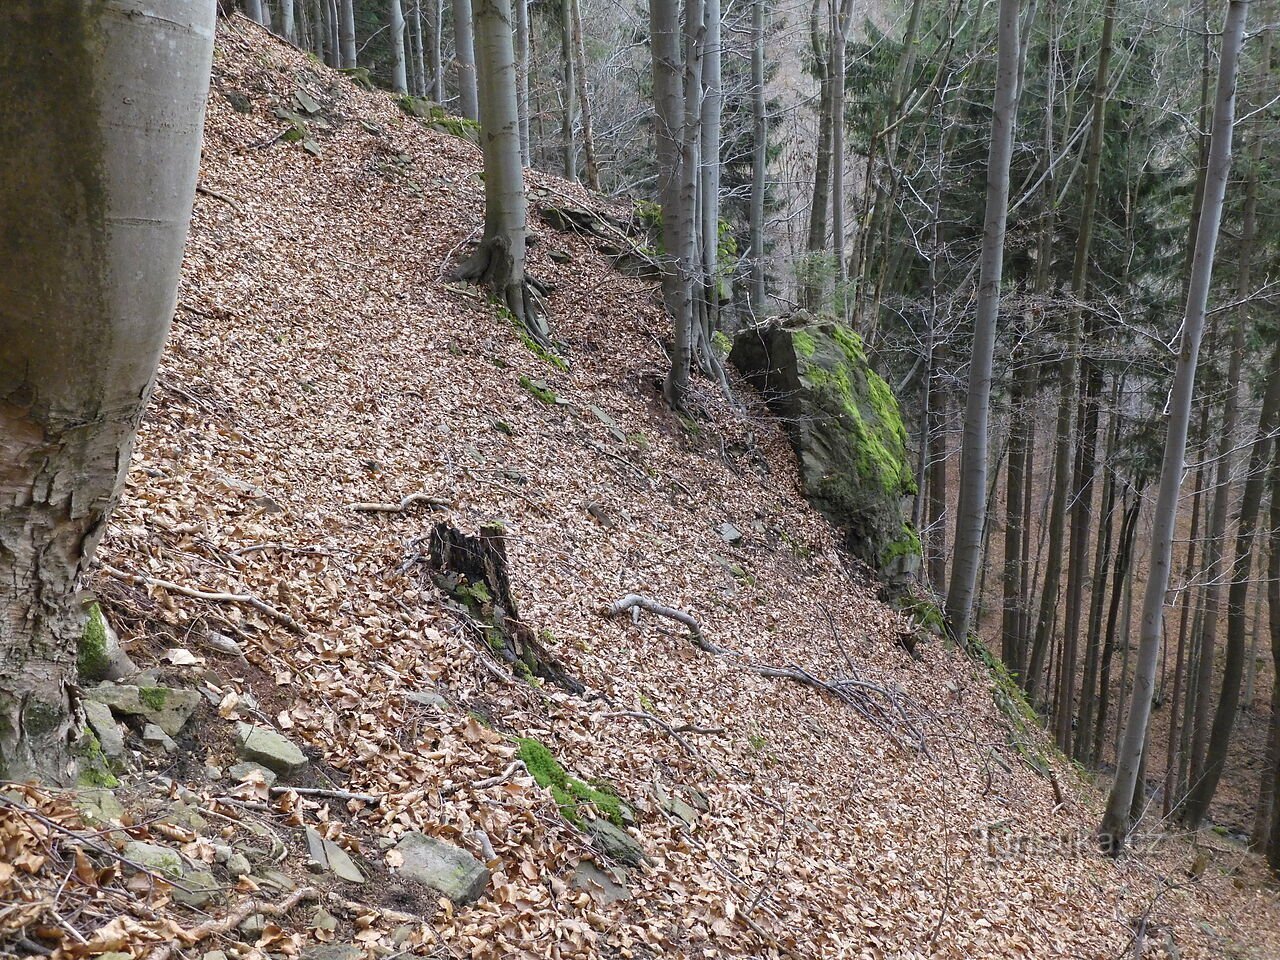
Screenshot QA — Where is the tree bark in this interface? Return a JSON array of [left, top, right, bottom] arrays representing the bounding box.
[[453, 0, 479, 120], [282, 0, 295, 41], [339, 0, 356, 67], [1100, 0, 1248, 853], [515, 0, 530, 163], [246, 0, 265, 23], [559, 0, 577, 179], [454, 0, 547, 346], [570, 0, 598, 189], [390, 0, 409, 93], [0, 0, 214, 783], [943, 0, 1019, 643], [1093, 482, 1143, 767], [748, 0, 767, 315], [1258, 453, 1280, 850]]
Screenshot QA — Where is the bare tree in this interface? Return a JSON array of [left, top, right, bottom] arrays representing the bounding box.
[[390, 0, 409, 93], [0, 0, 215, 782], [943, 0, 1020, 643], [454, 0, 479, 120], [339, 0, 357, 67], [1100, 0, 1248, 854]]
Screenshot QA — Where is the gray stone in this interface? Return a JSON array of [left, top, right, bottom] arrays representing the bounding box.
[[172, 868, 219, 908], [235, 723, 309, 778], [585, 819, 648, 867], [225, 852, 252, 878], [203, 952, 230, 960], [716, 522, 743, 544], [78, 603, 137, 683], [730, 319, 918, 583], [74, 788, 124, 826], [306, 827, 365, 884], [588, 404, 627, 443], [142, 723, 178, 754], [661, 796, 700, 828], [82, 700, 126, 758], [85, 682, 201, 737], [312, 907, 339, 933], [239, 913, 268, 939], [403, 690, 449, 710], [123, 841, 184, 879], [571, 861, 631, 905], [228, 761, 279, 787], [394, 832, 489, 904], [682, 786, 711, 812], [255, 867, 296, 893]]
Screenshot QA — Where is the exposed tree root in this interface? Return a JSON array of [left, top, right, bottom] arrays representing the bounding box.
[[452, 235, 553, 349]]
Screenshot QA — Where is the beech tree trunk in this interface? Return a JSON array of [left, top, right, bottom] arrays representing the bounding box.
[[0, 0, 214, 783], [454, 0, 547, 345], [1100, 0, 1247, 853], [559, 0, 577, 180], [748, 0, 767, 315], [515, 0, 530, 163], [390, 0, 409, 93], [282, 0, 295, 41], [570, 0, 598, 189], [1258, 454, 1280, 851], [339, 0, 356, 67], [943, 0, 1019, 643], [246, 0, 265, 23], [699, 0, 723, 330], [453, 0, 479, 120]]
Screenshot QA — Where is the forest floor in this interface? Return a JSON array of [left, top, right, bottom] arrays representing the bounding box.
[[4, 16, 1279, 960]]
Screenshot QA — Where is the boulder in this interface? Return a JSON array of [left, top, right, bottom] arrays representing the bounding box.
[[85, 682, 201, 737], [235, 722, 309, 778], [730, 318, 920, 584], [78, 602, 136, 683], [393, 831, 490, 904]]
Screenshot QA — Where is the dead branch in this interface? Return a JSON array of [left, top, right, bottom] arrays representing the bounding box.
[[441, 761, 522, 797], [349, 491, 453, 514], [101, 564, 306, 636], [268, 786, 382, 804], [607, 711, 703, 759], [148, 886, 319, 960], [602, 594, 727, 653], [195, 183, 242, 210]]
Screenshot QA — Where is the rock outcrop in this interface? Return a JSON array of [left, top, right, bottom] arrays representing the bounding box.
[[731, 317, 920, 585]]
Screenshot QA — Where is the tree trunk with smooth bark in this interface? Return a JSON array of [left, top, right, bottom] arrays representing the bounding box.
[[390, 0, 409, 93], [748, 0, 767, 315], [944, 0, 1019, 643], [453, 0, 479, 120], [1100, 0, 1248, 853], [0, 0, 214, 783]]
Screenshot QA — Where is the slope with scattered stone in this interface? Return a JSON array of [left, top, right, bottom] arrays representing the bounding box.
[[3, 16, 1278, 960]]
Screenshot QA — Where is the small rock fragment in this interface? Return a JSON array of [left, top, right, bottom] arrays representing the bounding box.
[[142, 723, 178, 754], [228, 761, 279, 787], [82, 700, 126, 759], [571, 860, 631, 905], [235, 722, 309, 778], [585, 819, 649, 867]]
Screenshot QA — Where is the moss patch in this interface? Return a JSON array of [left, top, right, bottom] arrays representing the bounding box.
[[515, 737, 626, 827], [518, 375, 558, 405], [78, 604, 110, 681], [881, 522, 922, 568], [75, 733, 119, 789], [139, 687, 168, 712]]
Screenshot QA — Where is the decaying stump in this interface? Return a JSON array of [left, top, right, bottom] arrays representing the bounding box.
[[428, 522, 582, 693]]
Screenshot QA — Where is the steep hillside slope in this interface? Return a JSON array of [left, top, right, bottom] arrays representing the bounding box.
[[19, 17, 1276, 959]]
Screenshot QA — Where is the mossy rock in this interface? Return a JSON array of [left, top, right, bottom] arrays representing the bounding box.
[[730, 317, 918, 582]]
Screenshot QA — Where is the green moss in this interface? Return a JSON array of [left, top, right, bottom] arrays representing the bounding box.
[[791, 329, 816, 359], [518, 375, 558, 405], [881, 522, 922, 568], [139, 687, 168, 712], [515, 737, 626, 826], [898, 593, 944, 634], [75, 733, 119, 789], [501, 306, 568, 370], [712, 330, 732, 357], [78, 604, 110, 680]]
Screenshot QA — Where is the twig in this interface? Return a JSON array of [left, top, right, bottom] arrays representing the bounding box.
[[269, 786, 382, 804], [101, 564, 306, 636], [349, 492, 453, 514], [440, 762, 522, 797], [148, 886, 319, 960], [195, 183, 242, 210], [231, 542, 334, 558]]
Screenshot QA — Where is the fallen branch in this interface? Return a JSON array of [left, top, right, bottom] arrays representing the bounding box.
[[269, 786, 382, 805], [149, 886, 319, 960], [607, 711, 702, 759], [602, 594, 726, 654], [440, 762, 522, 797], [101, 564, 306, 636], [195, 183, 242, 210], [349, 491, 453, 514]]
